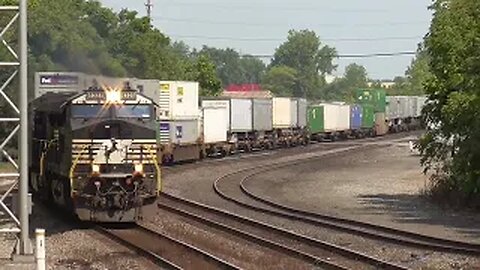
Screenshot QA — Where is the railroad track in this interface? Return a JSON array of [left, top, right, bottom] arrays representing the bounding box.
[[158, 193, 407, 270], [97, 224, 240, 270], [162, 131, 420, 174], [212, 142, 480, 256]]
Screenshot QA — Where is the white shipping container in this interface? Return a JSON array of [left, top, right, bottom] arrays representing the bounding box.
[[416, 96, 428, 117], [386, 96, 399, 120], [273, 97, 298, 128], [142, 81, 199, 120], [297, 98, 307, 128], [252, 99, 273, 131], [230, 98, 253, 132], [320, 103, 350, 132], [159, 119, 200, 145], [202, 100, 230, 143]]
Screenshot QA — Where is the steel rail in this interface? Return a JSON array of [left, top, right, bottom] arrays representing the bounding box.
[[209, 140, 480, 255], [158, 193, 408, 270], [240, 171, 480, 255], [97, 225, 240, 270]]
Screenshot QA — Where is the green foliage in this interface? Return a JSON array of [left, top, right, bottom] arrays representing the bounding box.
[[420, 0, 480, 207], [269, 29, 337, 99], [188, 54, 223, 96], [198, 46, 266, 86], [261, 65, 298, 97], [321, 63, 368, 102], [391, 45, 432, 96]]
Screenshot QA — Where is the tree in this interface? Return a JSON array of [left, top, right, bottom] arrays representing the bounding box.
[[270, 29, 337, 99], [239, 56, 266, 84], [320, 63, 368, 101], [261, 66, 298, 97], [419, 0, 480, 207], [188, 54, 223, 96]]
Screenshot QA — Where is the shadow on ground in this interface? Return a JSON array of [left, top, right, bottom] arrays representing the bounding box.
[[357, 193, 480, 240]]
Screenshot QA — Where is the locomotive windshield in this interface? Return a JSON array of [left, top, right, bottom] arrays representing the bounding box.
[[71, 105, 108, 118], [114, 104, 151, 118], [71, 104, 151, 119]]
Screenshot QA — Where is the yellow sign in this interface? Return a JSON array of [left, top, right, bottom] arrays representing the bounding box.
[[177, 87, 184, 96], [160, 84, 170, 92]]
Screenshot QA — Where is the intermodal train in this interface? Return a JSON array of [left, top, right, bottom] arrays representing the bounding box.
[[29, 80, 161, 222], [30, 72, 426, 222]]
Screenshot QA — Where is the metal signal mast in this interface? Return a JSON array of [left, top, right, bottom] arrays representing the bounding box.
[[145, 0, 153, 18]]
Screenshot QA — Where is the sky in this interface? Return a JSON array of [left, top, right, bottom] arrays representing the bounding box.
[[100, 0, 432, 80]]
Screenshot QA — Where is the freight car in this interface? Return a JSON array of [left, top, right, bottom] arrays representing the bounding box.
[[201, 97, 276, 156], [307, 102, 376, 141], [201, 97, 308, 157], [28, 82, 161, 222], [132, 79, 203, 164]]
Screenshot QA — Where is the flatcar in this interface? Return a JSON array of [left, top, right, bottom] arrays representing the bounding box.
[[28, 82, 161, 222]]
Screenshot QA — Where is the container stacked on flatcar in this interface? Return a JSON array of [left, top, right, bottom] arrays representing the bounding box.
[[307, 103, 351, 141], [134, 79, 202, 164], [385, 95, 427, 132], [272, 97, 308, 146], [355, 88, 388, 136]]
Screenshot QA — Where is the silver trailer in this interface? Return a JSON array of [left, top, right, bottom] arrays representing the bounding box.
[[253, 98, 273, 131]]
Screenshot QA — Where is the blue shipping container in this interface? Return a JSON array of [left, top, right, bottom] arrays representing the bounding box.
[[350, 104, 362, 130]]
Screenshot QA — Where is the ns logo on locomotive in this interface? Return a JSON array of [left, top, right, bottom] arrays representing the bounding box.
[[29, 80, 161, 222]]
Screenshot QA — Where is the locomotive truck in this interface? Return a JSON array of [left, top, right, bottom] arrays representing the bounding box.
[[28, 81, 161, 222]]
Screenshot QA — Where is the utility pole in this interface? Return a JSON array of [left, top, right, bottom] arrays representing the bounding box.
[[0, 0, 33, 262], [18, 0, 31, 256], [145, 0, 153, 19]]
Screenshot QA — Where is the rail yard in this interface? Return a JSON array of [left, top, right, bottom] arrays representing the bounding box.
[[1, 73, 479, 269], [1, 1, 480, 269]]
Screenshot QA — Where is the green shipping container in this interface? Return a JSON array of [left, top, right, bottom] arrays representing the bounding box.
[[307, 105, 324, 134], [361, 104, 375, 128], [355, 89, 386, 112]]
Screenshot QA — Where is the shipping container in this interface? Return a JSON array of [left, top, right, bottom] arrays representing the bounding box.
[[252, 99, 273, 131], [202, 100, 230, 143], [143, 81, 199, 120], [308, 103, 350, 133], [158, 119, 200, 145], [374, 112, 388, 135], [386, 96, 400, 120], [297, 98, 307, 128], [361, 104, 375, 128], [273, 97, 298, 128], [307, 105, 324, 134], [355, 88, 386, 112], [409, 96, 419, 118], [230, 98, 253, 132], [416, 96, 428, 117], [350, 104, 362, 130]]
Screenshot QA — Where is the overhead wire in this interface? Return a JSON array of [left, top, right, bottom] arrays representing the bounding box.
[[168, 34, 423, 42], [242, 52, 417, 59], [153, 16, 429, 28]]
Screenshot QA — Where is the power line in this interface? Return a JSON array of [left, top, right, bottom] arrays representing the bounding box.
[[242, 52, 417, 59], [161, 1, 390, 13], [170, 34, 423, 42], [153, 16, 428, 28]]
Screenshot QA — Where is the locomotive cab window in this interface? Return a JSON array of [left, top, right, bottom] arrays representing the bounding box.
[[71, 105, 109, 118], [114, 104, 151, 119]]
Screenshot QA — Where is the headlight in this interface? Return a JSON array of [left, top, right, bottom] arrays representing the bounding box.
[[92, 164, 100, 174], [134, 163, 143, 173]]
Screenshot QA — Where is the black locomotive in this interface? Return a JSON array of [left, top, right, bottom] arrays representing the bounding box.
[[28, 83, 161, 222]]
